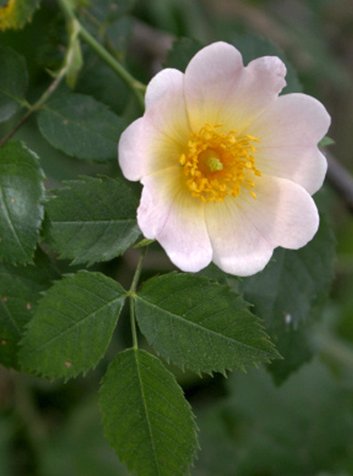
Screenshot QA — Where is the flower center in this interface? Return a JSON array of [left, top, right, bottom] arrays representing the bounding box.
[[179, 123, 261, 203]]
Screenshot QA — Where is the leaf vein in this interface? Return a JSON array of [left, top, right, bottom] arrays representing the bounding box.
[[134, 351, 161, 476], [29, 296, 121, 353], [138, 298, 268, 354], [0, 183, 27, 257]]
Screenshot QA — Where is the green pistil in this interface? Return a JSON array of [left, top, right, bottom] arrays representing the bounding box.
[[206, 156, 223, 172]]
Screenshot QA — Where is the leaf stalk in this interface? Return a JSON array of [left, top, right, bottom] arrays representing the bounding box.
[[129, 247, 148, 349]]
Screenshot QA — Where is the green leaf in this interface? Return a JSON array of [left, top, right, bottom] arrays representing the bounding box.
[[0, 0, 40, 31], [0, 140, 45, 264], [45, 176, 140, 266], [75, 50, 129, 114], [319, 136, 335, 147], [196, 262, 240, 287], [19, 270, 127, 379], [164, 37, 204, 72], [135, 273, 279, 375], [239, 216, 335, 383], [37, 93, 126, 161], [0, 46, 27, 122], [133, 238, 155, 249], [0, 248, 59, 369], [100, 348, 198, 476]]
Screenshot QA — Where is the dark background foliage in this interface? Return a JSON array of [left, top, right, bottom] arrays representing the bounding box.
[[1, 0, 353, 475]]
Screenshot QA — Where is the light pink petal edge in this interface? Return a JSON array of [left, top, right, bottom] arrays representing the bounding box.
[[185, 42, 287, 133], [247, 93, 331, 194], [118, 68, 190, 181], [205, 175, 319, 276], [138, 168, 212, 272]]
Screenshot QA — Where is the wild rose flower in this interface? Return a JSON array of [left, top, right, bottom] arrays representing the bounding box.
[[118, 42, 331, 277]]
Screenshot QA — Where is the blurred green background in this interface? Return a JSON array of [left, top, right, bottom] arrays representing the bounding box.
[[2, 0, 353, 474]]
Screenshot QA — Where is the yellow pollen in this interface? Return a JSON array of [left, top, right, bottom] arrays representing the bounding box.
[[179, 123, 261, 203]]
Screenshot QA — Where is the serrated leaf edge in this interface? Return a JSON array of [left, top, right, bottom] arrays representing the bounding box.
[[99, 348, 199, 476], [18, 270, 127, 381], [135, 272, 280, 375]]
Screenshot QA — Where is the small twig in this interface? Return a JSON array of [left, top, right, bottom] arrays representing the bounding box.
[[325, 151, 353, 213], [0, 76, 62, 148], [0, 110, 31, 148]]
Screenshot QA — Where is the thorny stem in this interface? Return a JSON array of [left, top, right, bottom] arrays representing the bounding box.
[[128, 247, 148, 349]]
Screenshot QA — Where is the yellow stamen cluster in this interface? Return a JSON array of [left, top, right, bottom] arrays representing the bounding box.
[[179, 123, 261, 203]]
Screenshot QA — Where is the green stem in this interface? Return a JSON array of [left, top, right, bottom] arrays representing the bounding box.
[[128, 248, 148, 349], [130, 298, 139, 350], [56, 0, 146, 109], [0, 74, 63, 148], [79, 26, 146, 109], [56, 0, 75, 20]]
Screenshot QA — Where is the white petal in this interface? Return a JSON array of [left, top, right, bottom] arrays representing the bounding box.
[[184, 42, 243, 130], [205, 198, 275, 277], [118, 69, 190, 181], [144, 68, 190, 143], [118, 117, 145, 181], [184, 42, 286, 132], [247, 174, 320, 249], [138, 168, 212, 272], [144, 68, 183, 109], [205, 175, 319, 277], [246, 93, 331, 194]]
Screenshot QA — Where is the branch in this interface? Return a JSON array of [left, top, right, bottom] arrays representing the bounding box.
[[325, 151, 353, 213], [0, 75, 62, 148]]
